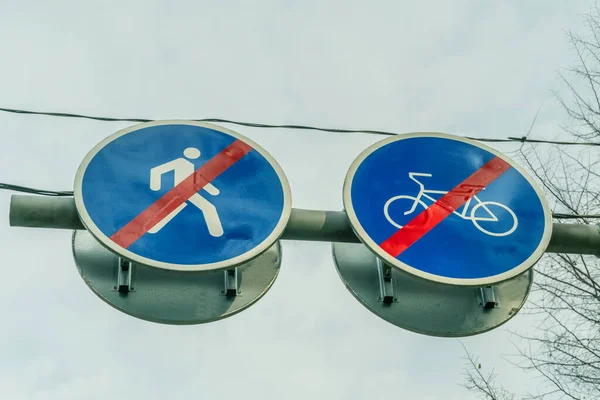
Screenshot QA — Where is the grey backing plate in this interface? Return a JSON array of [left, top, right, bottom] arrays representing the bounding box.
[[73, 230, 281, 325], [332, 242, 533, 337]]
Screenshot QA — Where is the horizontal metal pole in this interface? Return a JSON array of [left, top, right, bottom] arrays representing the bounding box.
[[280, 208, 359, 243], [8, 194, 600, 255], [548, 223, 600, 256], [10, 195, 85, 230], [8, 195, 359, 242]]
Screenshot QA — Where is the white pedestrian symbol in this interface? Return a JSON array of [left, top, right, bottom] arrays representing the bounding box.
[[149, 147, 224, 237]]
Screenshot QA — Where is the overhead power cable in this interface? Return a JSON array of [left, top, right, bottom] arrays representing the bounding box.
[[1, 106, 599, 146], [0, 183, 73, 197], [551, 213, 600, 220], [2, 183, 600, 220]]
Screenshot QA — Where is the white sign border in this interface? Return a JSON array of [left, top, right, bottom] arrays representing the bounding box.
[[74, 120, 292, 272], [343, 132, 553, 286]]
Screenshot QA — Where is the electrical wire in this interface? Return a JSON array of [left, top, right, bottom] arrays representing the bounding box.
[[1, 106, 599, 146], [1, 105, 599, 218], [0, 183, 73, 197], [552, 213, 600, 219], [2, 183, 600, 219]]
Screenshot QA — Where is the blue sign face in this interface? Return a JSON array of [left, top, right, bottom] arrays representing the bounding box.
[[74, 121, 292, 272], [344, 133, 552, 285]]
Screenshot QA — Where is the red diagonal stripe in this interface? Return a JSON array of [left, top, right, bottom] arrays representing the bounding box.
[[110, 139, 253, 249], [379, 156, 511, 258]]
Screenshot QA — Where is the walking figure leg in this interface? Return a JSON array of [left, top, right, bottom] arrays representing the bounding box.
[[188, 194, 224, 237], [148, 203, 187, 234]]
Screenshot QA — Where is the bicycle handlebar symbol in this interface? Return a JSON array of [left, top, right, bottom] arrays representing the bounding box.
[[383, 172, 518, 237]]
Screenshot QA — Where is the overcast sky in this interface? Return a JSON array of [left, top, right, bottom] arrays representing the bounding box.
[[0, 1, 594, 399]]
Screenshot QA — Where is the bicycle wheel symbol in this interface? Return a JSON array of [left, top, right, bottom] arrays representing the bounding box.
[[470, 201, 518, 237], [383, 195, 432, 230]]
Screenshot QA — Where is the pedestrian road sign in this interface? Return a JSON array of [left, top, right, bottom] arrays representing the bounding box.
[[74, 120, 292, 272], [343, 132, 552, 286]]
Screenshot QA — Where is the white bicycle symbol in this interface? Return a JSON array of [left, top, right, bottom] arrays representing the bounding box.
[[383, 172, 518, 237]]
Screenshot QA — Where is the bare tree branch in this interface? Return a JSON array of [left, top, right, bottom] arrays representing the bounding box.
[[461, 343, 515, 400], [463, 5, 600, 399]]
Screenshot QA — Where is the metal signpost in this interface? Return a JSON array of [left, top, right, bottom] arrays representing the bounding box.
[[7, 124, 598, 336], [70, 120, 292, 323], [335, 133, 553, 336]]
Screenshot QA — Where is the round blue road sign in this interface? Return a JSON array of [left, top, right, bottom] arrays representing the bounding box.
[[74, 120, 292, 272], [343, 132, 552, 286]]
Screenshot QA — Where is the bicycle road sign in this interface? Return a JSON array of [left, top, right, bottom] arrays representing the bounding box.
[[343, 132, 552, 286], [74, 120, 292, 272]]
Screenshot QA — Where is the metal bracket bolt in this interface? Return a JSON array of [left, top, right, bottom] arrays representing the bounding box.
[[222, 268, 239, 297], [479, 286, 497, 310], [377, 258, 395, 304], [117, 258, 134, 294]]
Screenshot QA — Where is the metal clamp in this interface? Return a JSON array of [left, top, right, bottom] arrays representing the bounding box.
[[116, 258, 134, 294], [479, 286, 497, 309], [377, 259, 395, 304], [222, 268, 239, 297]]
